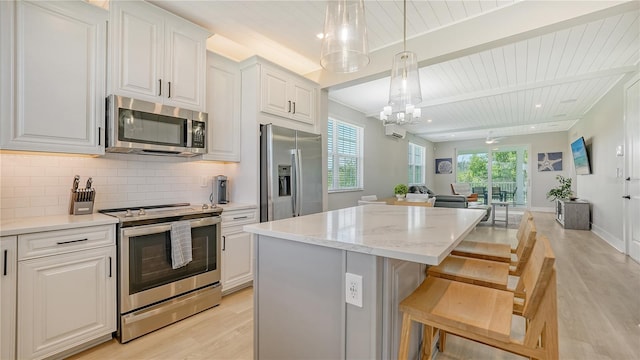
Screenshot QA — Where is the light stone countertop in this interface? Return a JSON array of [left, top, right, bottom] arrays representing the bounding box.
[[0, 213, 119, 237], [244, 204, 486, 265], [216, 202, 257, 212]]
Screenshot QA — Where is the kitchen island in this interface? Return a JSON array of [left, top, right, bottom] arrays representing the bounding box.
[[244, 204, 485, 359]]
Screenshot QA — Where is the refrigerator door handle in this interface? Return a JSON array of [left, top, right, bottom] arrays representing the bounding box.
[[291, 148, 303, 217], [295, 149, 303, 216], [291, 150, 297, 217]]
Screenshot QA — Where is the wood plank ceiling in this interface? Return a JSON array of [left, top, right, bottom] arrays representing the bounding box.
[[152, 1, 640, 142]]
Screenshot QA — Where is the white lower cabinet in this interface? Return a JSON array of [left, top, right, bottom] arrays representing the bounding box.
[[16, 226, 116, 360], [221, 208, 257, 294], [1, 236, 17, 360]]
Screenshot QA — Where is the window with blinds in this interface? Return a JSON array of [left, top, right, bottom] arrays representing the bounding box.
[[328, 118, 363, 191], [408, 143, 425, 185]]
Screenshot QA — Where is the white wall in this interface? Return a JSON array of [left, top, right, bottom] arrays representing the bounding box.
[[326, 101, 434, 210], [0, 153, 227, 220], [567, 70, 638, 251], [431, 132, 569, 210]]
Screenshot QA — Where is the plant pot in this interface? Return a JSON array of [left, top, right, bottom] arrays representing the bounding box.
[[396, 194, 406, 201]]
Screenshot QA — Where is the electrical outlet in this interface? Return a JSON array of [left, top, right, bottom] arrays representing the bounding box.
[[345, 272, 363, 308], [199, 176, 209, 188]]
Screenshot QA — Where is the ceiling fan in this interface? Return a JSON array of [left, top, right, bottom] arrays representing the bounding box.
[[485, 131, 506, 144]]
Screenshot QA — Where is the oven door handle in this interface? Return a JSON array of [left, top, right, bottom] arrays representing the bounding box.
[[122, 217, 220, 237]]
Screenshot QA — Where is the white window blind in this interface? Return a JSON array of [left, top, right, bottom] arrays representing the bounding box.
[[408, 143, 425, 185], [328, 118, 363, 191]]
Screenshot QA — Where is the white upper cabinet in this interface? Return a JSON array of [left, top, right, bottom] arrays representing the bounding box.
[[0, 0, 107, 155], [203, 52, 241, 162], [260, 64, 317, 125], [110, 0, 209, 111]]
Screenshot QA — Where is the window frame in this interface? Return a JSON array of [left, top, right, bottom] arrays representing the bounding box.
[[408, 142, 426, 186], [327, 117, 364, 192]]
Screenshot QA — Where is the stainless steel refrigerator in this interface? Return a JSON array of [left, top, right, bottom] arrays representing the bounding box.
[[260, 124, 323, 222]]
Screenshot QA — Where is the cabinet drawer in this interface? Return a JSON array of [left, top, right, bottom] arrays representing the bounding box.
[[221, 209, 257, 227], [18, 225, 115, 260]]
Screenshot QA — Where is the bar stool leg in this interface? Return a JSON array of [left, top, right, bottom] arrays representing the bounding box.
[[438, 329, 447, 352], [420, 324, 434, 360], [398, 313, 412, 360]]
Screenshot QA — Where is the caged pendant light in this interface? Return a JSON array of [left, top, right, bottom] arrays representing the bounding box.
[[380, 0, 422, 125], [320, 0, 369, 73]]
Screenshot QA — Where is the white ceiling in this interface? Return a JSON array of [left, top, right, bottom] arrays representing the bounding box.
[[149, 0, 640, 142]]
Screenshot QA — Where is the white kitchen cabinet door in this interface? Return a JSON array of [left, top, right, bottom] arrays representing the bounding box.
[[1, 236, 17, 360], [17, 246, 116, 360], [260, 64, 317, 125], [203, 52, 241, 162], [109, 0, 164, 102], [221, 229, 254, 294], [110, 1, 208, 111], [261, 66, 291, 119], [290, 81, 314, 124], [163, 21, 208, 110], [0, 0, 107, 155]]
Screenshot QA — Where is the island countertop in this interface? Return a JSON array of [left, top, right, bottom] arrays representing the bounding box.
[[244, 204, 485, 265]]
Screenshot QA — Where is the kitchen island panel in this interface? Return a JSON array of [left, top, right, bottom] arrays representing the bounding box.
[[255, 236, 345, 360]]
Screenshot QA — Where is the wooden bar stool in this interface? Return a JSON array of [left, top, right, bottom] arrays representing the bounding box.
[[427, 219, 537, 291], [451, 211, 533, 265], [398, 234, 558, 360]]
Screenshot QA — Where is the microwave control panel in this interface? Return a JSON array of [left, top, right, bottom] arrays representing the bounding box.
[[192, 121, 206, 149]]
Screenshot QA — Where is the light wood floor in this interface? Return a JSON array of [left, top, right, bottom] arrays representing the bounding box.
[[71, 212, 640, 359]]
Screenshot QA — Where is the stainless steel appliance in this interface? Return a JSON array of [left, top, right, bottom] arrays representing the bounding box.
[[106, 95, 207, 157], [260, 124, 323, 221], [213, 175, 229, 204], [100, 203, 223, 343]]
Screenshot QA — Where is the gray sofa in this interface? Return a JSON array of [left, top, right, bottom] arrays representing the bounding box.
[[409, 186, 490, 221]]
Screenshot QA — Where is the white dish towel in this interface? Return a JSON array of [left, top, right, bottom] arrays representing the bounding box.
[[170, 220, 193, 269]]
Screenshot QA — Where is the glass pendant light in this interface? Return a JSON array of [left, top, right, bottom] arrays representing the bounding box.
[[320, 0, 369, 73], [380, 0, 422, 125]]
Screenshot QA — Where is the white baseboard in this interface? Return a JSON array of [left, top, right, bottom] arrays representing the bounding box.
[[591, 223, 624, 253]]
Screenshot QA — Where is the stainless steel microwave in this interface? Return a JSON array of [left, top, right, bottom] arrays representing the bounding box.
[[106, 95, 207, 157]]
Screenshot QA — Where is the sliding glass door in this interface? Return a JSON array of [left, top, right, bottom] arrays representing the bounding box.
[[456, 146, 529, 207]]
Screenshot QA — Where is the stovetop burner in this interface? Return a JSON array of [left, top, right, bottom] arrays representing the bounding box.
[[99, 203, 223, 224]]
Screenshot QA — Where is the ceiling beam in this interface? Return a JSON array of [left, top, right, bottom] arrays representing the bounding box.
[[308, 1, 638, 90]]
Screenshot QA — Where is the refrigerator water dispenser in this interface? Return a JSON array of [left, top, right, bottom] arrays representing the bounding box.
[[278, 165, 291, 196]]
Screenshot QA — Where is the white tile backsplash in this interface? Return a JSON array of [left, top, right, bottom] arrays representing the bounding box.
[[0, 153, 229, 220]]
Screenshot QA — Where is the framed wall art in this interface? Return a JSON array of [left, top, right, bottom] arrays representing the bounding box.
[[435, 158, 453, 174], [538, 152, 563, 171]]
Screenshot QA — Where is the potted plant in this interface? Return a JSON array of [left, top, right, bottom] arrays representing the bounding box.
[[546, 175, 573, 201], [394, 184, 408, 200]]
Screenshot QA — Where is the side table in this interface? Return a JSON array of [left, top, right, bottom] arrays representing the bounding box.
[[491, 201, 510, 227]]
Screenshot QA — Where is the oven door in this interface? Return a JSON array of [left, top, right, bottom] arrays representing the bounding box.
[[119, 216, 221, 314]]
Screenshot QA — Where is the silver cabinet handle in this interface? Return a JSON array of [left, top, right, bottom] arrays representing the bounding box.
[[288, 100, 291, 113], [98, 127, 102, 146], [158, 79, 162, 96], [292, 101, 296, 114], [109, 256, 112, 277], [623, 195, 631, 199], [56, 238, 88, 245], [222, 235, 226, 251], [168, 82, 171, 98], [3, 250, 7, 276], [233, 216, 248, 220]]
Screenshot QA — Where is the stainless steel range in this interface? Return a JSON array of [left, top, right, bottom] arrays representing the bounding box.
[[100, 203, 223, 343]]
